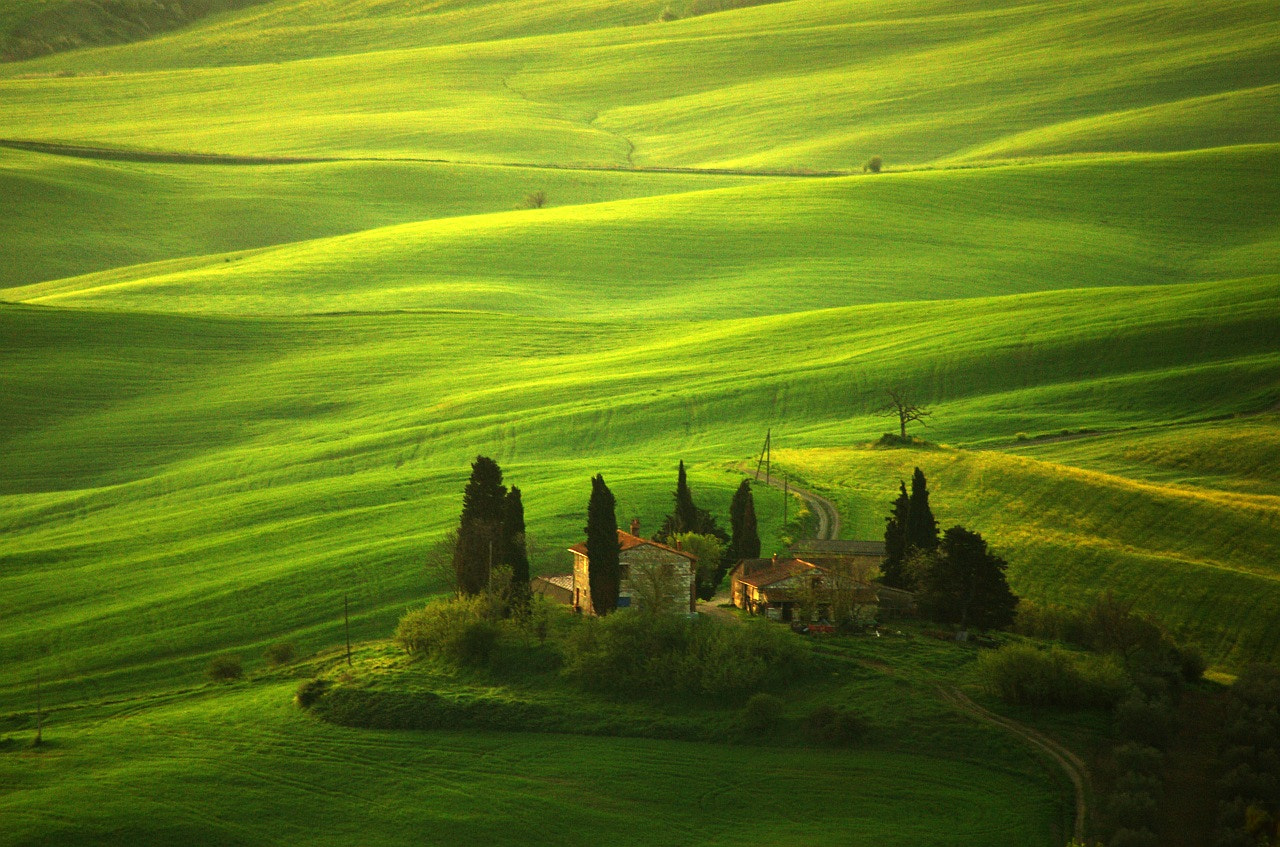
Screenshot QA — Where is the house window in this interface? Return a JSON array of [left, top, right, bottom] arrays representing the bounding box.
[[619, 563, 630, 581]]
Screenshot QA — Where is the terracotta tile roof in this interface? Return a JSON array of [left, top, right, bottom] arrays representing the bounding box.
[[568, 530, 697, 561], [735, 557, 818, 588]]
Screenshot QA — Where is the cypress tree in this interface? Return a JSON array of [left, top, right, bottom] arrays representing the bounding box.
[[452, 456, 506, 596], [906, 467, 939, 552], [881, 481, 911, 588], [659, 460, 727, 542], [585, 474, 621, 615], [503, 486, 530, 610], [726, 479, 761, 562]]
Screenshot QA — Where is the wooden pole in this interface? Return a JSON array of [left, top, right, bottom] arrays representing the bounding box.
[[34, 669, 42, 746], [344, 595, 351, 666]]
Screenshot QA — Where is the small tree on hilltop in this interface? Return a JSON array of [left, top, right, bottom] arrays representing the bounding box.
[[586, 474, 621, 615], [453, 456, 507, 596], [917, 526, 1018, 632], [882, 388, 931, 439], [880, 481, 911, 588], [864, 156, 883, 174], [906, 467, 939, 553], [525, 190, 547, 209]]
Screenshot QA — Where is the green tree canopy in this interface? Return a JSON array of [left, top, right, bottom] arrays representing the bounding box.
[[502, 486, 530, 610], [906, 467, 939, 553], [586, 474, 621, 615], [916, 525, 1019, 632], [881, 481, 912, 588], [453, 455, 506, 596]]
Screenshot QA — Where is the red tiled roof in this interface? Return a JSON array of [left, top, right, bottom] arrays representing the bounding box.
[[568, 530, 697, 561], [735, 557, 818, 588]]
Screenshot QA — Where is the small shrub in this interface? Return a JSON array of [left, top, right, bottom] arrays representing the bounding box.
[[295, 678, 331, 708], [803, 704, 866, 745], [207, 654, 243, 682], [395, 598, 500, 667], [658, 5, 678, 20], [1014, 432, 1029, 442], [524, 190, 547, 209], [263, 642, 297, 667], [743, 693, 784, 732], [863, 156, 882, 173]]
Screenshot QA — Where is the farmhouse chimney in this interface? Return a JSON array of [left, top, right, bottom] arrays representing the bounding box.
[[630, 518, 640, 536]]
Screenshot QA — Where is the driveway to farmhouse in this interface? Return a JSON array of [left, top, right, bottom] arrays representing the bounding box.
[[738, 467, 841, 541]]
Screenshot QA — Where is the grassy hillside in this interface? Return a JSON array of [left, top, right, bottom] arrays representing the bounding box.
[[7, 145, 1278, 314], [2, 274, 1276, 710], [1, 0, 1277, 841], [0, 145, 765, 288], [0, 0, 1275, 168]]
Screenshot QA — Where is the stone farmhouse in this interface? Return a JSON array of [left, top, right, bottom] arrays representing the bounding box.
[[564, 519, 698, 615], [731, 554, 880, 624]]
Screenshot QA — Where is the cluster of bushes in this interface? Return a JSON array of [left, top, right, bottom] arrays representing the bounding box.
[[564, 612, 807, 697], [1014, 594, 1205, 685], [976, 644, 1130, 708], [394, 597, 501, 668], [1213, 664, 1280, 847], [741, 694, 866, 745], [1102, 742, 1165, 847]]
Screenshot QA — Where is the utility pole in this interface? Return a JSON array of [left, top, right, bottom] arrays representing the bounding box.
[[34, 669, 42, 746], [754, 429, 772, 482], [344, 595, 352, 666]]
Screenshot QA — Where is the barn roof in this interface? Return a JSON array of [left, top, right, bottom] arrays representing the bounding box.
[[735, 557, 819, 588], [568, 530, 697, 561], [536, 574, 574, 592], [789, 539, 886, 557]]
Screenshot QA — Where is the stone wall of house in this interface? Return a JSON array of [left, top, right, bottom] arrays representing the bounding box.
[[621, 545, 695, 613]]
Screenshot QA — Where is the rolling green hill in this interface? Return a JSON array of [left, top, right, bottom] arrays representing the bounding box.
[[1, 0, 1278, 842]]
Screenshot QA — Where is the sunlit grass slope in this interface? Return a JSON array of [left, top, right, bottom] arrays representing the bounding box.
[[10, 146, 1278, 315], [0, 0, 1275, 168], [776, 422, 1280, 670], [0, 677, 1061, 847], [1, 275, 1276, 708], [0, 146, 765, 288]]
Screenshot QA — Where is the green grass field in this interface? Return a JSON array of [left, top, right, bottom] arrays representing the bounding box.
[[1, 0, 1277, 841]]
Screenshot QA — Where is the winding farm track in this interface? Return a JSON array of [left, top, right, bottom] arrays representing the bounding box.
[[750, 470, 841, 541], [937, 686, 1090, 841]]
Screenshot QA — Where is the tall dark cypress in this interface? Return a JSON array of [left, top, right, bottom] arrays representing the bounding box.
[[673, 460, 699, 535], [452, 456, 506, 596], [585, 474, 620, 615], [727, 479, 761, 562], [906, 467, 939, 552], [502, 486, 530, 609], [881, 481, 911, 588]]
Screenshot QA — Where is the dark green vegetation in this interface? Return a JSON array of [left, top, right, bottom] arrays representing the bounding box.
[[0, 0, 1277, 842]]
